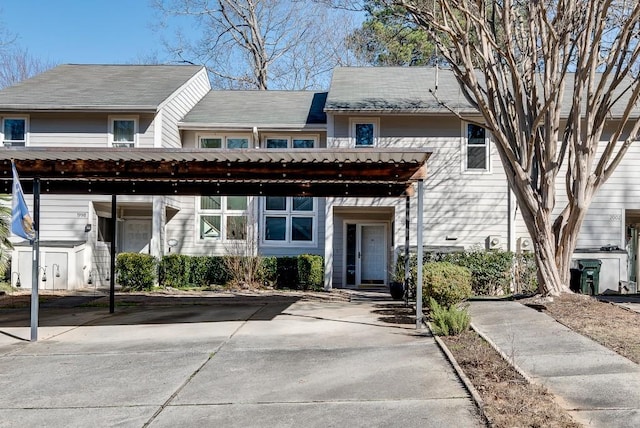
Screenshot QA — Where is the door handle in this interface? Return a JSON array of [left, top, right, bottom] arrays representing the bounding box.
[[358, 252, 361, 259]]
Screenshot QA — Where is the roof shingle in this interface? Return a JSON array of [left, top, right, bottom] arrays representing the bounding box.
[[0, 64, 205, 112]]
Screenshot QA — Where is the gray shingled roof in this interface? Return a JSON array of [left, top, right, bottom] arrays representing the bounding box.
[[325, 67, 475, 114], [326, 67, 640, 118], [0, 64, 205, 112], [180, 91, 327, 129]]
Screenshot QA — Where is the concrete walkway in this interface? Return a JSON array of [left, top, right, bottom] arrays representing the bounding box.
[[469, 300, 640, 428], [0, 293, 483, 427]]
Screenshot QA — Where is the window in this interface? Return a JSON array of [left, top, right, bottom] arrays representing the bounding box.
[[264, 136, 317, 149], [263, 196, 315, 244], [97, 216, 114, 242], [350, 118, 379, 147], [109, 116, 137, 147], [199, 135, 250, 149], [2, 117, 27, 147], [198, 196, 248, 241], [464, 123, 490, 171]]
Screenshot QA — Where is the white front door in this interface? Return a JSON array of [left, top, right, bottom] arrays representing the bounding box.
[[121, 219, 152, 253], [357, 224, 387, 286]]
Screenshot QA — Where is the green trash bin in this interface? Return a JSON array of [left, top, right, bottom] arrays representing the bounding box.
[[577, 259, 602, 295]]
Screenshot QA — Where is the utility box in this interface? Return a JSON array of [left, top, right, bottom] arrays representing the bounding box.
[[577, 259, 602, 295]]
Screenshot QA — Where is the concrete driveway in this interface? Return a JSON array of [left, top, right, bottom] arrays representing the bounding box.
[[0, 292, 483, 427]]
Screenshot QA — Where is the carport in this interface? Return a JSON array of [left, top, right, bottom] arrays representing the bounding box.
[[0, 147, 431, 340]]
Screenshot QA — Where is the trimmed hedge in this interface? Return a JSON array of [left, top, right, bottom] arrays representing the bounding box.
[[396, 250, 538, 297], [297, 254, 323, 291], [159, 254, 191, 288], [151, 254, 324, 290], [116, 253, 157, 291]]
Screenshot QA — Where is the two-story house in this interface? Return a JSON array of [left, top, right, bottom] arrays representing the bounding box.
[[2, 64, 637, 293], [0, 64, 211, 289]]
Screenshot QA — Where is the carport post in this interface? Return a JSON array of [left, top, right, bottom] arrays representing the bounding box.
[[30, 178, 40, 342], [416, 179, 424, 329], [109, 194, 116, 313], [404, 196, 410, 298]]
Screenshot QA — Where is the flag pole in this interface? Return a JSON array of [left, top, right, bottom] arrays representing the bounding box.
[[30, 178, 40, 342]]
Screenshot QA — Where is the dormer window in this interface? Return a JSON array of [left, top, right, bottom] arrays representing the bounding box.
[[109, 116, 137, 147], [2, 117, 27, 147]]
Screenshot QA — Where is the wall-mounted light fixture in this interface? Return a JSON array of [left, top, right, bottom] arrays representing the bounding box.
[[84, 224, 92, 233], [167, 238, 179, 253]]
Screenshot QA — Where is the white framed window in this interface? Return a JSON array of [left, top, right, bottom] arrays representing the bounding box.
[[463, 122, 491, 172], [262, 196, 316, 245], [349, 117, 379, 147], [198, 196, 248, 241], [109, 116, 138, 147], [198, 134, 251, 149], [264, 135, 317, 149], [2, 116, 28, 147]]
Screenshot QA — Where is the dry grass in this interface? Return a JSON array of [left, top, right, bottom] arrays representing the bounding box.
[[540, 293, 640, 364], [442, 330, 580, 428]]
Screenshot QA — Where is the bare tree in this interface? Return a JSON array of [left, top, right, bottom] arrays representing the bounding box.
[[0, 47, 56, 89], [393, 0, 640, 295], [154, 0, 355, 89]]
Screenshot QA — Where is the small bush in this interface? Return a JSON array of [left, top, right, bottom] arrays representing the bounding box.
[[443, 251, 512, 296], [396, 250, 536, 297], [224, 255, 262, 288], [429, 297, 470, 336], [260, 256, 278, 286], [116, 253, 157, 291], [423, 262, 472, 308], [159, 254, 191, 288], [297, 254, 323, 291], [275, 257, 298, 289]]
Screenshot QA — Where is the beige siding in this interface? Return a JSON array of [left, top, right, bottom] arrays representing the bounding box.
[[23, 112, 155, 147], [165, 196, 326, 258], [159, 69, 211, 148], [329, 114, 510, 253]]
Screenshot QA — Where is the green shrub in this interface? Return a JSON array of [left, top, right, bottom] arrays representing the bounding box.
[[116, 253, 157, 291], [428, 297, 470, 336], [396, 250, 535, 297], [189, 256, 211, 287], [297, 254, 323, 291], [442, 251, 512, 296], [422, 261, 472, 308], [159, 254, 191, 288], [275, 257, 298, 289], [260, 256, 278, 286]]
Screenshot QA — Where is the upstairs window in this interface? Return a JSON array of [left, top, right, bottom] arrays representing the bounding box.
[[199, 135, 250, 149], [110, 116, 137, 147], [350, 118, 379, 147], [464, 123, 490, 172], [3, 117, 27, 147], [265, 136, 317, 149]]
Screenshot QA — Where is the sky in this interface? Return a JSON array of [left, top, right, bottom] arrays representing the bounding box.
[[0, 1, 169, 64]]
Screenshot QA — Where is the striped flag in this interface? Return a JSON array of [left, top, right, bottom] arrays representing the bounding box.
[[11, 161, 35, 241]]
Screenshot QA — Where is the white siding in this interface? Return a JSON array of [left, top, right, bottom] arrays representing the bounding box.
[[329, 114, 510, 253], [23, 112, 156, 147], [159, 69, 211, 148]]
